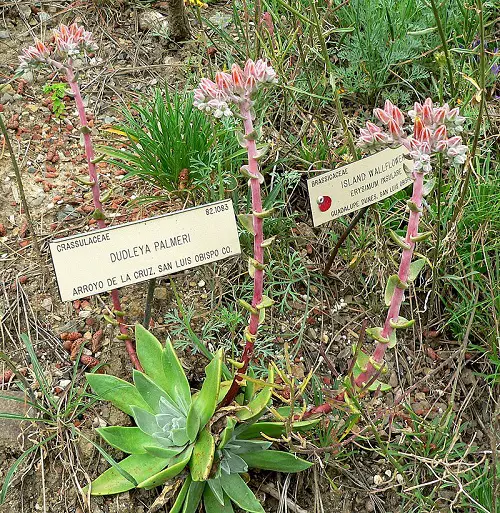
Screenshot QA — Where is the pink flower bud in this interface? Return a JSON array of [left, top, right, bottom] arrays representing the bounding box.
[[422, 104, 433, 126], [421, 127, 432, 144], [388, 119, 401, 137], [245, 74, 257, 93], [244, 59, 257, 78], [393, 106, 405, 126], [231, 63, 245, 93], [433, 124, 447, 141], [215, 72, 232, 92], [374, 108, 391, 124], [414, 117, 424, 140], [366, 122, 380, 134], [447, 136, 462, 148], [434, 106, 447, 124], [384, 99, 395, 116]]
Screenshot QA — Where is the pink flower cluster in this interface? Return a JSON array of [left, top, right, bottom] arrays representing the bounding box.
[[19, 41, 51, 69], [53, 23, 97, 56], [19, 23, 97, 69], [359, 99, 467, 172], [194, 59, 277, 118]]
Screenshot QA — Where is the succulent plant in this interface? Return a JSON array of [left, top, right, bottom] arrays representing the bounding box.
[[85, 325, 315, 512]]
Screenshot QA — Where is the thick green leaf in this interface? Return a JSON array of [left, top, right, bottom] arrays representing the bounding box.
[[237, 419, 320, 440], [219, 473, 265, 513], [218, 417, 236, 451], [133, 370, 177, 412], [384, 275, 399, 306], [186, 405, 201, 443], [86, 453, 170, 495], [190, 350, 222, 433], [86, 373, 150, 416], [207, 478, 225, 506], [365, 327, 389, 344], [137, 446, 192, 489], [237, 366, 274, 421], [162, 339, 192, 414], [170, 476, 191, 513], [183, 480, 205, 513], [190, 428, 215, 481], [353, 349, 370, 373], [144, 445, 184, 459], [240, 450, 312, 472], [204, 487, 234, 513], [135, 324, 172, 396], [130, 406, 158, 436], [408, 258, 427, 282], [96, 426, 152, 454], [238, 213, 255, 235]]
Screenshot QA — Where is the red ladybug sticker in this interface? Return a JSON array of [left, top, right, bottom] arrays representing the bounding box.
[[317, 195, 332, 212]]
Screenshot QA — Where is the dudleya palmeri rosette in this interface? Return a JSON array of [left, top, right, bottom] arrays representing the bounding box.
[[85, 325, 316, 513]]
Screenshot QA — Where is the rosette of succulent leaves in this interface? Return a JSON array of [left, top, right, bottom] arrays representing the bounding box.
[[85, 325, 316, 512]]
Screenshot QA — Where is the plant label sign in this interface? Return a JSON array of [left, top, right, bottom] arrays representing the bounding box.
[[50, 200, 241, 301], [307, 146, 413, 227]]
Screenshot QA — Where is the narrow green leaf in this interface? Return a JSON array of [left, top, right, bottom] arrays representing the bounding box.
[[207, 478, 225, 506], [408, 258, 427, 282], [190, 428, 215, 481], [133, 370, 176, 412], [96, 426, 153, 454], [236, 366, 274, 421], [135, 324, 172, 397], [240, 450, 313, 472], [137, 446, 192, 489], [86, 373, 150, 416], [170, 476, 192, 513], [162, 339, 192, 414], [130, 406, 158, 436], [236, 419, 320, 440], [220, 473, 265, 513], [86, 453, 170, 495], [204, 487, 234, 513], [182, 480, 205, 513], [144, 445, 184, 459], [190, 350, 222, 433], [186, 405, 201, 443], [219, 417, 236, 451]]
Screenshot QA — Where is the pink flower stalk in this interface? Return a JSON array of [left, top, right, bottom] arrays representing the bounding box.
[[354, 98, 467, 389], [19, 24, 142, 372], [194, 59, 277, 405]]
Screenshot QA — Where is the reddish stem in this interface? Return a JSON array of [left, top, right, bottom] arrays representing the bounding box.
[[302, 170, 425, 418], [222, 102, 264, 406], [354, 170, 424, 387], [64, 61, 142, 372]]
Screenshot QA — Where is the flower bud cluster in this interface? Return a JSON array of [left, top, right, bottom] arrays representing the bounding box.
[[193, 59, 277, 118], [19, 23, 97, 69], [53, 23, 98, 57], [358, 98, 467, 172]]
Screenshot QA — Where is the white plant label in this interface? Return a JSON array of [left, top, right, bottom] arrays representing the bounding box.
[[50, 200, 241, 301], [307, 146, 413, 227]]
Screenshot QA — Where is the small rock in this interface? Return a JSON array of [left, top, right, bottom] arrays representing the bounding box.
[[103, 116, 116, 124], [0, 93, 13, 104], [153, 286, 167, 300], [38, 12, 51, 22], [138, 10, 169, 37], [18, 4, 32, 17], [57, 204, 80, 222], [59, 379, 72, 388], [0, 83, 15, 95], [0, 30, 10, 39], [197, 280, 205, 288], [41, 297, 52, 311], [365, 499, 375, 512], [0, 392, 31, 451], [373, 474, 384, 485]]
